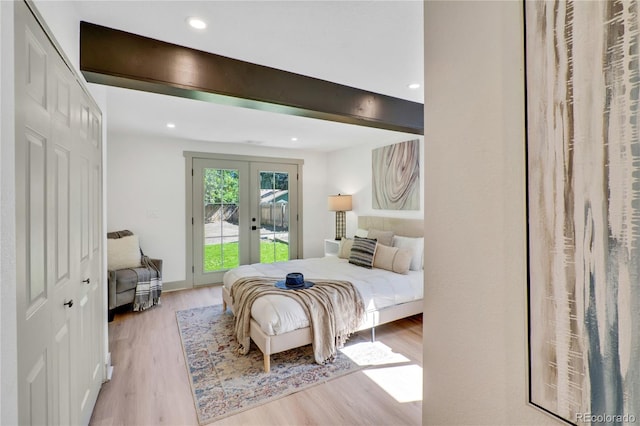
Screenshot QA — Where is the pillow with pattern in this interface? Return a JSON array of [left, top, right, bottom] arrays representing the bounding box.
[[348, 236, 378, 268]]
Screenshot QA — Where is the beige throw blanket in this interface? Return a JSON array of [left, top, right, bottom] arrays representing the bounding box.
[[231, 277, 365, 365]]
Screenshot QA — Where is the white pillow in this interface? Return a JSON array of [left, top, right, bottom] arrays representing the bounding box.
[[392, 235, 424, 271], [107, 235, 142, 270], [354, 228, 369, 238]]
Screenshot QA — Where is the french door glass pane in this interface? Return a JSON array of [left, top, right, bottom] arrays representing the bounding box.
[[203, 168, 240, 272], [259, 171, 289, 263]]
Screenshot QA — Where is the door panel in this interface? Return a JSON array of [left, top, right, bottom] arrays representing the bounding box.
[[25, 354, 49, 426], [92, 165, 100, 253], [27, 131, 47, 308], [54, 76, 71, 126], [53, 324, 72, 426], [80, 156, 90, 261], [74, 91, 104, 425], [193, 159, 249, 285], [54, 147, 71, 283], [50, 51, 77, 426], [78, 293, 91, 412], [25, 28, 47, 108], [250, 163, 298, 264]]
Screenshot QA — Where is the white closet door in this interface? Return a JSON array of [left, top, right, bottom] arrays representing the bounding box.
[[72, 93, 104, 426], [15, 2, 104, 425]]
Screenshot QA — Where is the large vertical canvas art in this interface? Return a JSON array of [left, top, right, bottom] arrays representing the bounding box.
[[526, 1, 640, 425], [372, 139, 420, 210]]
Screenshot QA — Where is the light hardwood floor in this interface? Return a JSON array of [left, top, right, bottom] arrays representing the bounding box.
[[89, 285, 423, 426]]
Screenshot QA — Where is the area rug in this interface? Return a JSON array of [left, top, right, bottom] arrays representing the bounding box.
[[176, 304, 366, 424]]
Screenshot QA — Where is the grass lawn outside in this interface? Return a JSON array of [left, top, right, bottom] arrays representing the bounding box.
[[204, 240, 289, 272]]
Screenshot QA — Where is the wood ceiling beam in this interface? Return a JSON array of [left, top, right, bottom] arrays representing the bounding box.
[[79, 21, 424, 135]]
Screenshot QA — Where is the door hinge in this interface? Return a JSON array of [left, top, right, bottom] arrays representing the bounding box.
[[191, 168, 194, 176], [192, 217, 194, 225], [192, 265, 195, 273]]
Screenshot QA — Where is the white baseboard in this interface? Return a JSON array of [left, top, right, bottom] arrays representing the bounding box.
[[163, 280, 223, 292], [105, 352, 113, 382], [106, 365, 114, 381], [163, 280, 190, 292]]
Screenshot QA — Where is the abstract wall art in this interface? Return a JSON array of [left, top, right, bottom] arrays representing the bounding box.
[[372, 139, 420, 210], [525, 1, 640, 425]]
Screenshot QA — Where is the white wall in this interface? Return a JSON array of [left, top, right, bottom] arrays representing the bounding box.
[[107, 132, 328, 284], [326, 138, 424, 236], [423, 1, 559, 424], [0, 1, 18, 424]]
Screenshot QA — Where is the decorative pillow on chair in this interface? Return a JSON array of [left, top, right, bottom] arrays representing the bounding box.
[[367, 228, 394, 247], [107, 234, 142, 270], [348, 236, 378, 268]]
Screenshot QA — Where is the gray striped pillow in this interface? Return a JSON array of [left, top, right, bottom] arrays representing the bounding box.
[[348, 236, 378, 268]]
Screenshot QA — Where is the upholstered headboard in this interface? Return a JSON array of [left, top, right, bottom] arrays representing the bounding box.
[[357, 216, 424, 238]]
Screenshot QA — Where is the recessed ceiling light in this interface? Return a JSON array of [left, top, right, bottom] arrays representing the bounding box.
[[166, 123, 176, 129], [408, 83, 421, 90], [291, 137, 298, 142], [187, 17, 207, 30]]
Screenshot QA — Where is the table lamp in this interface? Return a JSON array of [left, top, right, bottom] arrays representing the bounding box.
[[328, 194, 352, 240]]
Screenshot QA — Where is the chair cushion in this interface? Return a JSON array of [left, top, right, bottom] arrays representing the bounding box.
[[115, 289, 136, 307], [113, 267, 160, 293]]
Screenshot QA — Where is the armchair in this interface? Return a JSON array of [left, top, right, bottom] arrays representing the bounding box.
[[107, 230, 163, 321]]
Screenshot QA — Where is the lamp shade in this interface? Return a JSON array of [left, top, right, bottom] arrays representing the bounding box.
[[328, 194, 352, 212]]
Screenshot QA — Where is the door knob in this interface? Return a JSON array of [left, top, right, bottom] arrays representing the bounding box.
[[63, 300, 74, 308], [82, 278, 90, 284]]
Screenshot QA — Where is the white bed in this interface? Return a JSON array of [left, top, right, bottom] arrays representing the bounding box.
[[222, 216, 424, 372]]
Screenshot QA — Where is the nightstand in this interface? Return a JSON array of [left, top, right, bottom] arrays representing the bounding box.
[[324, 239, 340, 256]]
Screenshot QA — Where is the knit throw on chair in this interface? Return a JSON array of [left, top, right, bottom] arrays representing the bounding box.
[[133, 255, 162, 311]]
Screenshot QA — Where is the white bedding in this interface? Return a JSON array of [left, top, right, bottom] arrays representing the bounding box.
[[223, 256, 423, 336]]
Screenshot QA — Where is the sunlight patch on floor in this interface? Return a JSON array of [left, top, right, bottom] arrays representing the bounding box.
[[339, 341, 410, 366], [363, 365, 423, 403]]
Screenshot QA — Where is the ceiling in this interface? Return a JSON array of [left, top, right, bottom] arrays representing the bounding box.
[[73, 0, 424, 152]]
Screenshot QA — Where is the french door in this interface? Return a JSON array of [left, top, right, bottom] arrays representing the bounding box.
[[190, 156, 301, 286], [250, 162, 299, 265], [193, 159, 249, 285]]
